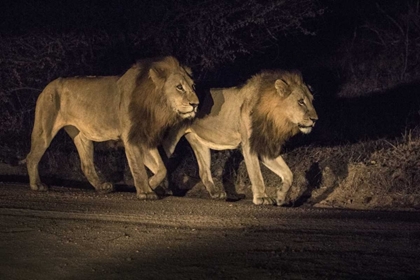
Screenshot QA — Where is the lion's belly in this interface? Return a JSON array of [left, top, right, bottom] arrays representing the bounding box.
[[190, 120, 242, 150], [62, 119, 121, 142], [57, 105, 122, 141], [78, 125, 121, 142], [191, 135, 240, 150], [58, 109, 121, 142]]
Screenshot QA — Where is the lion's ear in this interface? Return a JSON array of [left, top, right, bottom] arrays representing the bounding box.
[[274, 79, 290, 97], [149, 67, 166, 85], [184, 66, 193, 77]]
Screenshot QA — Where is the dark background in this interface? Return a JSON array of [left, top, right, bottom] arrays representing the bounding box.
[[0, 0, 419, 164]]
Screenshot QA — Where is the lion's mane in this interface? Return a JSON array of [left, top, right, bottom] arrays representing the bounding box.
[[249, 70, 303, 158], [128, 57, 188, 148]]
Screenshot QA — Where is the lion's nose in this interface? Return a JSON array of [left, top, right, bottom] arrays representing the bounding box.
[[310, 117, 318, 126], [190, 102, 199, 111], [310, 112, 318, 122]]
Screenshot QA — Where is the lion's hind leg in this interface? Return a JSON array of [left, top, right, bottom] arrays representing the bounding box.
[[185, 133, 227, 200], [27, 136, 52, 192], [27, 99, 61, 191], [64, 126, 114, 193]]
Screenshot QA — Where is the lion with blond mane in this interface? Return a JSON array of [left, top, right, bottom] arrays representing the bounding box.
[[27, 56, 199, 200], [164, 69, 318, 205]]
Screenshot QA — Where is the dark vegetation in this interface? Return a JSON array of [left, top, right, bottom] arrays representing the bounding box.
[[0, 0, 419, 208]]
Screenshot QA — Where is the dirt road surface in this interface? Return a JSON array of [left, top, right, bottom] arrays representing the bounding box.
[[0, 183, 419, 280]]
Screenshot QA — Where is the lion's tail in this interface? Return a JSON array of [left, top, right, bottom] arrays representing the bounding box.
[[28, 78, 63, 151]]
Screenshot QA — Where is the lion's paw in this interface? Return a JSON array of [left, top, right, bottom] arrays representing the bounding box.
[[210, 191, 227, 200], [276, 198, 287, 207], [253, 196, 277, 206], [154, 186, 173, 196], [30, 183, 49, 192], [137, 192, 159, 200], [226, 193, 246, 202], [96, 182, 115, 194], [162, 188, 173, 196]]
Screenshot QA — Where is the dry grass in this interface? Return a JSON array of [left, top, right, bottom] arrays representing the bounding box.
[[166, 126, 420, 209], [1, 110, 418, 210], [283, 130, 420, 209]]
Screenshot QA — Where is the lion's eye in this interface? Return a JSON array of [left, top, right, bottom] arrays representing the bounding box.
[[176, 84, 184, 91], [298, 99, 305, 106]]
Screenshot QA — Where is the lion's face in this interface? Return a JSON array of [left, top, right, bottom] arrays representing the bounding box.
[[274, 79, 318, 134], [164, 71, 199, 119], [149, 64, 199, 120]]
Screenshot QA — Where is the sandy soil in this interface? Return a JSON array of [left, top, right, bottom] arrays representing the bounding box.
[[0, 183, 419, 280]]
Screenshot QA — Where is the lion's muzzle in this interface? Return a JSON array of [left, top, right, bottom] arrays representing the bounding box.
[[178, 103, 198, 119], [298, 118, 317, 134]]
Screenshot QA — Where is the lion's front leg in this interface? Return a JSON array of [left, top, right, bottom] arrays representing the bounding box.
[[124, 143, 159, 200], [185, 133, 227, 200], [261, 156, 293, 206], [241, 143, 276, 206], [143, 148, 172, 196]]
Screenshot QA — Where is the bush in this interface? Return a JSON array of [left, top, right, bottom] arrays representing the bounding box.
[[333, 0, 420, 96]]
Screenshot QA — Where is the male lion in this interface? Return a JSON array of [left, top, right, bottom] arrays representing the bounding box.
[[164, 70, 318, 205], [26, 56, 199, 200]]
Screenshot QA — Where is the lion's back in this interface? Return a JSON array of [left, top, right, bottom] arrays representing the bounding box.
[[35, 76, 122, 137], [189, 87, 245, 148], [57, 76, 120, 103]]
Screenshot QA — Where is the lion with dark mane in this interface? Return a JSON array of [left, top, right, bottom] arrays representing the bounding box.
[[27, 56, 199, 199], [164, 70, 318, 205]]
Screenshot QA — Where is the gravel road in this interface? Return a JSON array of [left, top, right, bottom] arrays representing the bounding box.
[[0, 183, 419, 280]]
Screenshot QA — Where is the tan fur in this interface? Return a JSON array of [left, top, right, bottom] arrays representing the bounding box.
[[26, 56, 199, 200], [164, 69, 318, 205]]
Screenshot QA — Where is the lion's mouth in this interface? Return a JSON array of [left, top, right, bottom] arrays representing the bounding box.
[[178, 109, 197, 118], [298, 124, 314, 134], [177, 104, 198, 119]]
